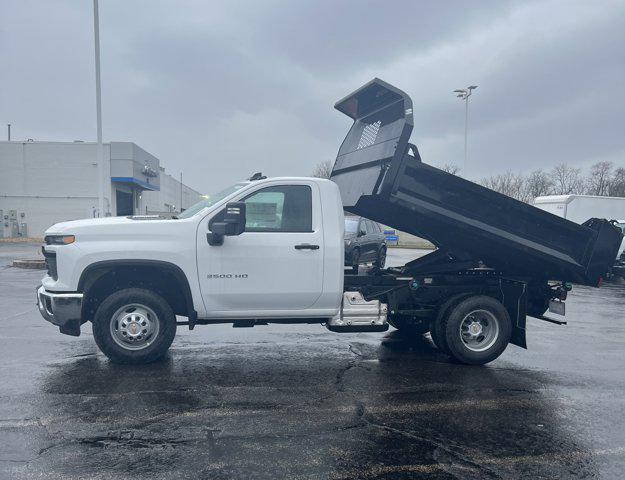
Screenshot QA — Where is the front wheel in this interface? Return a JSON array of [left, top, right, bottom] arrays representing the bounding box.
[[92, 288, 177, 364], [441, 295, 511, 365]]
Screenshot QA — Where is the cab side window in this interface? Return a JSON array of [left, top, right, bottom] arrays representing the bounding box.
[[243, 185, 312, 232]]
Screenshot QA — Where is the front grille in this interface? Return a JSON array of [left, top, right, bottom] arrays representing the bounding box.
[[42, 249, 58, 280]]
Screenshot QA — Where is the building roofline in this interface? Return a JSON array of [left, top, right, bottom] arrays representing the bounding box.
[[0, 140, 115, 146]]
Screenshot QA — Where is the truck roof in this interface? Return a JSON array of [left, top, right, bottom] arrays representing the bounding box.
[[247, 176, 333, 184]]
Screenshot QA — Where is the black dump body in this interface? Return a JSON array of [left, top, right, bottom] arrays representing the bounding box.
[[331, 79, 622, 286]]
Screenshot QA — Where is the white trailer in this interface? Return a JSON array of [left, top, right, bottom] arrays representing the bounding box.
[[533, 195, 625, 257]]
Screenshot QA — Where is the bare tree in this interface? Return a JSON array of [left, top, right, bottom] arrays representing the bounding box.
[[481, 171, 529, 202], [524, 169, 554, 201], [311, 160, 333, 179], [441, 164, 461, 176], [608, 167, 625, 197], [586, 161, 614, 196], [551, 163, 583, 195], [480, 161, 625, 203]]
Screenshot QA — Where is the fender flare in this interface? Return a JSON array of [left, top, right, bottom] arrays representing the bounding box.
[[77, 259, 198, 327]]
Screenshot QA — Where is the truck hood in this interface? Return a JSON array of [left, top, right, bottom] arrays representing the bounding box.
[[45, 216, 170, 235]]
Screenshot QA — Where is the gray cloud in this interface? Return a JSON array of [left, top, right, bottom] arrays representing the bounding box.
[[1, 0, 624, 193]]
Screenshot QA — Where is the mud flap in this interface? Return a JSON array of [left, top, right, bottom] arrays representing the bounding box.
[[499, 279, 527, 349], [59, 319, 81, 337]]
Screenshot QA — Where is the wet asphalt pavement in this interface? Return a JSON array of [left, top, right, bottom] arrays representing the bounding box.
[[1, 243, 625, 479]]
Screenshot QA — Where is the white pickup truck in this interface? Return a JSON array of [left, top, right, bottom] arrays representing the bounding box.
[[37, 79, 622, 366], [37, 176, 362, 364]]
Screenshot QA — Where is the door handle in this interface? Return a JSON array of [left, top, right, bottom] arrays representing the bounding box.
[[294, 244, 319, 250]]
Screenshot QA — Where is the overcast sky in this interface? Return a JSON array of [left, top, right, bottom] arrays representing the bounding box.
[[1, 0, 624, 193]]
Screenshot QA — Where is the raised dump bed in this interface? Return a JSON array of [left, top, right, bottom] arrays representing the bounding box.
[[331, 79, 622, 286]]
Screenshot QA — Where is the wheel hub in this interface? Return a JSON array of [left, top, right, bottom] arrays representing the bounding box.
[[467, 321, 483, 336], [459, 309, 500, 352], [110, 304, 159, 350], [120, 313, 149, 341]]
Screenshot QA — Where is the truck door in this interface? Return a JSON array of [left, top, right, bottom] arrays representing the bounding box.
[[197, 181, 324, 316]]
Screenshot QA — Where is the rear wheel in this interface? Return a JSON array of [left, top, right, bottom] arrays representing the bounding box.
[[92, 288, 177, 364], [430, 294, 469, 354], [441, 295, 511, 365]]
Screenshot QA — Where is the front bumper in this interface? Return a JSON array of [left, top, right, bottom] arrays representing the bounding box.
[[36, 285, 84, 336]]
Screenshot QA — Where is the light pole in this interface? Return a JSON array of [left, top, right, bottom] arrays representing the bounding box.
[[453, 85, 477, 174], [93, 0, 105, 217]]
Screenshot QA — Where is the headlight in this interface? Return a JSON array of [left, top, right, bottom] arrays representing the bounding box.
[[45, 235, 75, 245]]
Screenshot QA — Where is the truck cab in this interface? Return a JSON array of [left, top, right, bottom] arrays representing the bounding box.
[[37, 176, 347, 363]]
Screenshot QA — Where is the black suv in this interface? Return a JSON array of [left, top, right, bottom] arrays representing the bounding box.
[[344, 216, 387, 273]]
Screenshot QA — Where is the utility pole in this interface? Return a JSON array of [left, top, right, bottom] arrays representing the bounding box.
[[180, 172, 183, 212], [453, 85, 478, 174], [7, 124, 11, 141], [93, 0, 105, 217]]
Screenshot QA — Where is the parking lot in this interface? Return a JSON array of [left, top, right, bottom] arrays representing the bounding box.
[[1, 242, 625, 479]]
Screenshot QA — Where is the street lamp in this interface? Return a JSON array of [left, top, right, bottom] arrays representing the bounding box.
[[93, 0, 105, 217], [453, 85, 477, 174]]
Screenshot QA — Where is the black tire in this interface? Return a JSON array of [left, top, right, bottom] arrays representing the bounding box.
[[429, 294, 470, 355], [375, 246, 387, 268], [351, 248, 360, 274], [388, 314, 429, 335], [92, 288, 177, 364], [442, 295, 511, 365]]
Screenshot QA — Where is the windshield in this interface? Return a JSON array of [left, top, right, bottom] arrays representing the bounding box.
[[345, 218, 359, 235], [178, 182, 247, 219]]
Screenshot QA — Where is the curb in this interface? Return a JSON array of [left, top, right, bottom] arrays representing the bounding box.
[[12, 259, 46, 270], [0, 237, 43, 243]]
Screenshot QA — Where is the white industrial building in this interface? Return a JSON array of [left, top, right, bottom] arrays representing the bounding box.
[[0, 141, 203, 238]]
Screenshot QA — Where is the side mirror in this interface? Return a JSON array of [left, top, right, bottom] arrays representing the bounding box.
[[358, 228, 366, 237], [207, 202, 246, 246]]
